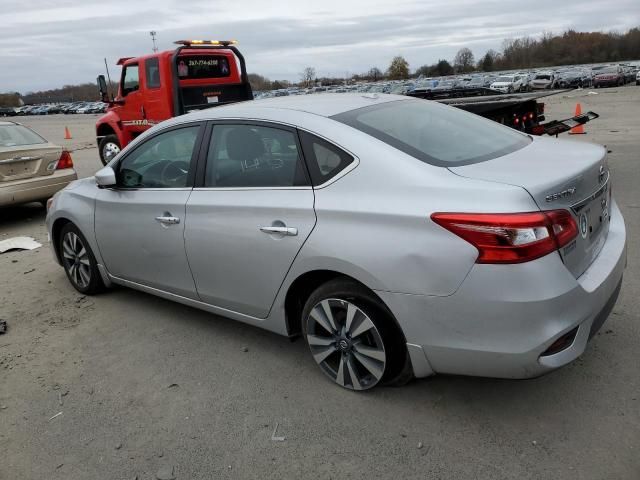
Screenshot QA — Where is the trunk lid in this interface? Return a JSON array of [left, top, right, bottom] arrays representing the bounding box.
[[449, 137, 611, 278], [0, 143, 63, 182]]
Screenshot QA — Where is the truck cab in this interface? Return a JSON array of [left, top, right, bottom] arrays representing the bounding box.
[[96, 40, 253, 164]]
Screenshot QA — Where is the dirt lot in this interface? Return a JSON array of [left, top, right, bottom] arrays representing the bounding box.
[[1, 88, 639, 480]]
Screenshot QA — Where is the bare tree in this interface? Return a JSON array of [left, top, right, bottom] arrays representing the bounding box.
[[453, 48, 475, 73], [300, 67, 316, 88], [367, 67, 383, 81]]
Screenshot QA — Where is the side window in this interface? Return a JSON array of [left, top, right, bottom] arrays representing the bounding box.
[[122, 64, 139, 96], [299, 131, 354, 186], [145, 58, 160, 89], [116, 126, 200, 188], [204, 124, 308, 188]]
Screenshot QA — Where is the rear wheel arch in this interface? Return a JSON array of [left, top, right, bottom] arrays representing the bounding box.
[[284, 270, 406, 343]]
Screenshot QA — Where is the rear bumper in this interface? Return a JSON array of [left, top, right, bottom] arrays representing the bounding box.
[[0, 169, 77, 206], [378, 200, 627, 379]]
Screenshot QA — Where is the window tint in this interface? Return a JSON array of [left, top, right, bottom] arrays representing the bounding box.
[[298, 131, 354, 185], [205, 124, 308, 188], [145, 58, 160, 89], [332, 99, 530, 167], [122, 65, 139, 96], [117, 126, 199, 188]]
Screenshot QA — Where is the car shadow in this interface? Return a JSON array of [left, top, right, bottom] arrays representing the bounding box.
[[0, 202, 46, 229], [97, 283, 599, 420]]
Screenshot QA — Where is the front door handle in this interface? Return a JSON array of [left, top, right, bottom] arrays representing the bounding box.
[[259, 226, 298, 236], [155, 215, 180, 225]]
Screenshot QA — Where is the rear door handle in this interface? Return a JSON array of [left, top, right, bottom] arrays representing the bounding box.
[[259, 226, 298, 236], [155, 215, 180, 225]]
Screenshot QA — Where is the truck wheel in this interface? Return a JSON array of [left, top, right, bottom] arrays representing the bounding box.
[[99, 135, 121, 166]]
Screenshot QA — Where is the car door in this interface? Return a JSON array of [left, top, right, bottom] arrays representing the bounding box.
[[118, 63, 148, 134], [185, 121, 316, 318], [95, 123, 204, 299]]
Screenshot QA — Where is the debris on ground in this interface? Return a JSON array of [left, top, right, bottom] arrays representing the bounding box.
[[0, 319, 6, 334], [156, 465, 176, 480], [417, 442, 423, 449], [271, 422, 286, 441], [48, 411, 63, 421], [0, 236, 42, 254], [23, 269, 36, 274], [241, 346, 249, 352], [115, 442, 122, 450], [167, 383, 179, 389]]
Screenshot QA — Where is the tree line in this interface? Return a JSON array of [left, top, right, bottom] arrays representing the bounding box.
[[2, 27, 637, 106]]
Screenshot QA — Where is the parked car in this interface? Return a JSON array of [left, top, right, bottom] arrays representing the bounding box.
[[557, 69, 592, 88], [490, 75, 523, 93], [432, 79, 460, 91], [593, 66, 624, 88], [46, 94, 625, 391], [0, 107, 18, 117], [636, 70, 640, 86], [530, 72, 557, 89], [0, 121, 77, 207]]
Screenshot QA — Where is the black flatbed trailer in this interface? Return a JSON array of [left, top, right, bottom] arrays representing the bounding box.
[[408, 88, 598, 136]]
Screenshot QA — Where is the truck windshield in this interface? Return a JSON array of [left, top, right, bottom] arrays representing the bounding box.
[[331, 99, 531, 167], [177, 56, 231, 79]]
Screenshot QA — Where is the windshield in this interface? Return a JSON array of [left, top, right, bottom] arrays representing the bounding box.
[[0, 124, 47, 147], [495, 76, 513, 82], [600, 67, 618, 74], [535, 74, 551, 80], [332, 99, 531, 167]]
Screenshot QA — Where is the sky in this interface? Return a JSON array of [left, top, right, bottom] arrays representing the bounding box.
[[1, 0, 638, 93]]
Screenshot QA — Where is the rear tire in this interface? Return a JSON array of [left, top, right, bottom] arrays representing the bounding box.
[[301, 278, 411, 391], [59, 223, 105, 295], [98, 134, 121, 166]]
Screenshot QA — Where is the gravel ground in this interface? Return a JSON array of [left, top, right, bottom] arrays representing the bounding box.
[[1, 87, 639, 480]]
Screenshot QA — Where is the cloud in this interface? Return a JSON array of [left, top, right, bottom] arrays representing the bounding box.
[[0, 0, 638, 92]]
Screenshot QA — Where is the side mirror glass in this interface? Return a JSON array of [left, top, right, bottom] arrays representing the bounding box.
[[97, 75, 109, 103], [95, 166, 116, 187]]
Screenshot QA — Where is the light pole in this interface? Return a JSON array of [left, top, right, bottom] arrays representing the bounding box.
[[150, 31, 158, 53]]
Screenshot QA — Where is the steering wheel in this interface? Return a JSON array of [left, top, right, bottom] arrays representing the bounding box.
[[160, 160, 190, 186]]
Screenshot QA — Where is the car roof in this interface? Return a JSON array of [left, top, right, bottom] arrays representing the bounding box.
[[185, 93, 403, 121]]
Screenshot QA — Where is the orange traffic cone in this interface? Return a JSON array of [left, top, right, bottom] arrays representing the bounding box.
[[64, 126, 72, 140], [569, 103, 585, 135]]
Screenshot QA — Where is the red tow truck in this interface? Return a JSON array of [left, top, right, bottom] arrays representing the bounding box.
[[96, 40, 253, 164]]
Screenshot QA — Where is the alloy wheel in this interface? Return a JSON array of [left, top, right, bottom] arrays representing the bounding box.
[[62, 232, 91, 289], [306, 298, 386, 390], [103, 142, 120, 162]]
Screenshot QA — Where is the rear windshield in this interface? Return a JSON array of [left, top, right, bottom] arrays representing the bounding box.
[[331, 99, 531, 167], [0, 124, 47, 147], [535, 74, 551, 80], [177, 55, 231, 79]]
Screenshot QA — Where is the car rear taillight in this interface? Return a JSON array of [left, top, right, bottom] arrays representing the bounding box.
[[431, 210, 578, 264], [57, 150, 73, 170]]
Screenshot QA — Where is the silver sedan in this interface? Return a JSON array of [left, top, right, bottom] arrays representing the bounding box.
[[46, 94, 626, 390]]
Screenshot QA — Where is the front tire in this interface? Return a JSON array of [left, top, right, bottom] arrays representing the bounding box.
[[301, 279, 410, 391], [59, 223, 105, 295], [98, 134, 121, 166]]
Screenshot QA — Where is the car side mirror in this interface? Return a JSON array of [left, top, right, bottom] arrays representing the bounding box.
[[95, 166, 116, 188], [97, 75, 109, 103]]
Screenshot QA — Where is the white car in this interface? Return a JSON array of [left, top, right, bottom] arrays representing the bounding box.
[[490, 75, 523, 93]]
